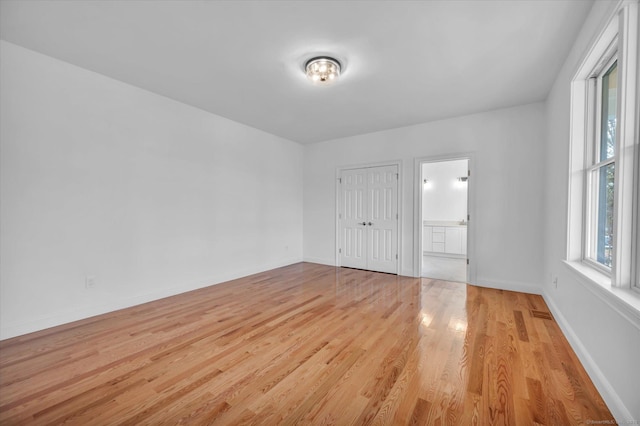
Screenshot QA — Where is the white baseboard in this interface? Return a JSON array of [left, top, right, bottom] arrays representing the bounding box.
[[0, 257, 303, 340], [542, 290, 633, 424], [302, 256, 336, 266], [473, 278, 542, 295]]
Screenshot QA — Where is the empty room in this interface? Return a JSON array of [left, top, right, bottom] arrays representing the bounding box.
[[1, 0, 639, 424]]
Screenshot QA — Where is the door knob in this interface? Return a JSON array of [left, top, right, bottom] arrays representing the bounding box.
[[360, 222, 367, 225], [368, 222, 373, 226]]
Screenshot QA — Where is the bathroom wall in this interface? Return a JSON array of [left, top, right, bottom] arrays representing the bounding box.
[[422, 159, 468, 223]]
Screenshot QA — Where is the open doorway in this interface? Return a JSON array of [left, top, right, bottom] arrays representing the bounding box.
[[420, 159, 469, 282]]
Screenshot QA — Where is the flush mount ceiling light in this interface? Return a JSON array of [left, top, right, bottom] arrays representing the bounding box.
[[305, 57, 341, 84]]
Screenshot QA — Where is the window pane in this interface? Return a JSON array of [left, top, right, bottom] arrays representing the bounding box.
[[595, 163, 615, 267], [600, 61, 617, 161]]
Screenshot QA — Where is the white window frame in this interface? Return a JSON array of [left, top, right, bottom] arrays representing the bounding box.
[[567, 1, 639, 295]]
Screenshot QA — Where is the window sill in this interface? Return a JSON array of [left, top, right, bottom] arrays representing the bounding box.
[[563, 260, 640, 330]]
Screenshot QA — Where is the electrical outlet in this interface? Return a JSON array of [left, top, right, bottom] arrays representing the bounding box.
[[553, 276, 558, 289], [85, 275, 96, 289]]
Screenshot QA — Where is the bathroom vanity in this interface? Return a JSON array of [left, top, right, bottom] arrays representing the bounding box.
[[423, 221, 467, 256]]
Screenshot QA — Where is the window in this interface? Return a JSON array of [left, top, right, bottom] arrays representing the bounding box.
[[568, 1, 639, 292], [585, 58, 617, 271]]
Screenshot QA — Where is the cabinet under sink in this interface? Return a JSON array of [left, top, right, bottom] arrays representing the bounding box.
[[423, 222, 467, 256]]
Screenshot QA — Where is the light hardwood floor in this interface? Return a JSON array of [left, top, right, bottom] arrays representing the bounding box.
[[0, 263, 613, 425]]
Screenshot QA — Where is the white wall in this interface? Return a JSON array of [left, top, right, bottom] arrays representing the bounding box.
[[303, 102, 546, 292], [0, 41, 304, 339], [543, 1, 640, 421], [422, 159, 468, 222]]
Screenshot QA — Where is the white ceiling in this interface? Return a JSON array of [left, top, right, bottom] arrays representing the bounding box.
[[0, 0, 593, 144]]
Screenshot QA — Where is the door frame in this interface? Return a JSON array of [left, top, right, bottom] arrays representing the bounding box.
[[414, 153, 476, 283], [335, 160, 403, 275]]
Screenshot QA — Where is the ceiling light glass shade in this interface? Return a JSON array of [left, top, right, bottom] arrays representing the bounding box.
[[305, 57, 341, 84]]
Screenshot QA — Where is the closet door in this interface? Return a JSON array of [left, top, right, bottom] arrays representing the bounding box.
[[366, 165, 398, 273], [339, 168, 368, 270], [339, 165, 398, 274]]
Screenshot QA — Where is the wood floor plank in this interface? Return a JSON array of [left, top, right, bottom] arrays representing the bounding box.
[[0, 263, 614, 425]]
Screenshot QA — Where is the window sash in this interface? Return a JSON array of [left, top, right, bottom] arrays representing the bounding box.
[[598, 60, 618, 162], [590, 56, 617, 166], [585, 160, 615, 272]]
